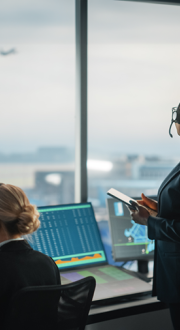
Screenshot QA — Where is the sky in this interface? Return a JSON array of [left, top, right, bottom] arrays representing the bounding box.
[[1, 0, 180, 159]]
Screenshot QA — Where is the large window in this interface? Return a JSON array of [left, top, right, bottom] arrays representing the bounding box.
[[88, 0, 180, 210], [0, 0, 75, 206], [88, 0, 180, 268]]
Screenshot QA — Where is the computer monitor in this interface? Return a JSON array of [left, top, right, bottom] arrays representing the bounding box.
[[106, 197, 155, 262], [29, 202, 107, 270], [29, 202, 153, 302]]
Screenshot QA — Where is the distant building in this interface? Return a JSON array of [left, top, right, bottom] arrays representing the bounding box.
[[0, 148, 178, 208], [131, 158, 177, 180], [34, 170, 74, 205], [0, 146, 74, 163]]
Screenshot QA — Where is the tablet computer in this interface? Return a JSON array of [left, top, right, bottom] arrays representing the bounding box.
[[107, 188, 138, 211]]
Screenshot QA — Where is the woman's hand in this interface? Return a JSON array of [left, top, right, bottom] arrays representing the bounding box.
[[137, 193, 158, 217], [128, 203, 150, 226]]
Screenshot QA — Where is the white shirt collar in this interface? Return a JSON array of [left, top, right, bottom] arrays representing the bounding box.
[[0, 238, 24, 247]]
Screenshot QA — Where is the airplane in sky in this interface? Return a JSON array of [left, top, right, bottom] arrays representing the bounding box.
[[0, 48, 16, 56]]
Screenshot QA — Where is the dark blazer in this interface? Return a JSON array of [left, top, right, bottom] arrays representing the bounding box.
[[0, 240, 61, 324], [148, 162, 180, 303]]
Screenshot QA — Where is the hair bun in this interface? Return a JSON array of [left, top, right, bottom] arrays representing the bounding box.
[[17, 204, 40, 234], [0, 184, 40, 235]]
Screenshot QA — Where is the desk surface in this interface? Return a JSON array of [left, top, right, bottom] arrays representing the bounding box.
[[87, 296, 167, 324]]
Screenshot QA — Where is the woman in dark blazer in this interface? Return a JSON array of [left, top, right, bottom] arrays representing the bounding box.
[[0, 184, 60, 325], [130, 120, 180, 330]]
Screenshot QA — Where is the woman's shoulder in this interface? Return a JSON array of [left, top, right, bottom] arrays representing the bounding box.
[[0, 240, 59, 275], [0, 240, 53, 264]]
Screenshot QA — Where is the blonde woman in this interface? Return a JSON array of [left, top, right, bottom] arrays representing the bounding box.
[[0, 183, 60, 324]]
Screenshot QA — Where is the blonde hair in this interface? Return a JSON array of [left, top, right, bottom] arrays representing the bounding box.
[[0, 184, 40, 235]]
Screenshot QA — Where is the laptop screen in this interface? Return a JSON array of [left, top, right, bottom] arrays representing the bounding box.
[[29, 203, 107, 270]]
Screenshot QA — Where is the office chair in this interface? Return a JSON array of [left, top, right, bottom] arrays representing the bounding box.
[[2, 276, 96, 330]]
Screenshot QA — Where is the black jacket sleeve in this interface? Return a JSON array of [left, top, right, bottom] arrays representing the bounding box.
[[148, 215, 180, 243]]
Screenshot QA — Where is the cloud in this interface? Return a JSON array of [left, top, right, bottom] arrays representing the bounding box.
[[0, 0, 75, 44], [0, 0, 74, 26], [88, 0, 180, 44], [1, 0, 180, 156]]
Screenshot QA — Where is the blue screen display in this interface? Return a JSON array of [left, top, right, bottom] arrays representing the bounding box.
[[107, 198, 154, 260], [114, 202, 124, 216], [29, 203, 106, 269]]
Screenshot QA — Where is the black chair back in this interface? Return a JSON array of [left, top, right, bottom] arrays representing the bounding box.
[[58, 276, 96, 330], [2, 276, 96, 330]]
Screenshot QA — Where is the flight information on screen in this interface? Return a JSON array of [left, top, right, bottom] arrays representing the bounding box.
[[107, 198, 155, 261], [29, 203, 107, 269]]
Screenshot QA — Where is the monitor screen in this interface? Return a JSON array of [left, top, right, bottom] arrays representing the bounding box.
[[106, 198, 155, 261], [29, 203, 107, 270]]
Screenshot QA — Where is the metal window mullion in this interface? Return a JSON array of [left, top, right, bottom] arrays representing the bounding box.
[[75, 0, 88, 203]]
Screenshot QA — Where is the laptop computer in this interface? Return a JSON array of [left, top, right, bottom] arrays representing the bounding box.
[[29, 202, 152, 305]]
